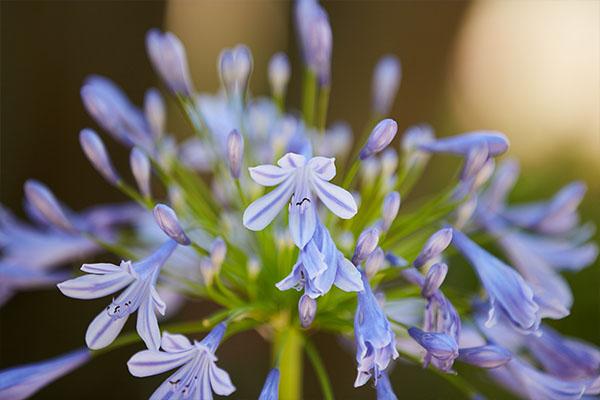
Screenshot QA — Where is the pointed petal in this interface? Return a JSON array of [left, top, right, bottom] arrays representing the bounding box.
[[275, 262, 303, 291], [311, 176, 357, 219], [289, 201, 317, 249], [151, 286, 167, 316], [161, 332, 193, 353], [249, 165, 292, 186], [209, 363, 236, 395], [137, 296, 161, 351], [334, 257, 364, 292], [277, 153, 306, 168], [127, 349, 195, 377], [243, 177, 294, 231], [308, 156, 336, 181], [80, 262, 123, 274], [85, 309, 128, 350], [57, 272, 134, 300]]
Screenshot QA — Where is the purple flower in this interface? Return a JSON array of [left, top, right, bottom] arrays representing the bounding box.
[[130, 147, 151, 198], [376, 371, 398, 400], [421, 263, 448, 298], [219, 45, 253, 99], [295, 0, 332, 85], [146, 29, 194, 96], [408, 327, 459, 368], [418, 131, 509, 157], [276, 220, 363, 298], [243, 153, 357, 248], [58, 240, 178, 350], [352, 227, 380, 265], [80, 129, 121, 185], [451, 228, 540, 334], [298, 294, 317, 328], [413, 228, 453, 270], [381, 191, 401, 232], [153, 204, 191, 246], [226, 129, 244, 179], [365, 247, 385, 278], [258, 368, 280, 400], [268, 52, 291, 97], [127, 323, 235, 399], [24, 180, 76, 233], [360, 119, 398, 160], [0, 348, 90, 400], [372, 55, 402, 116], [354, 272, 399, 387], [457, 345, 511, 369], [144, 88, 165, 140]]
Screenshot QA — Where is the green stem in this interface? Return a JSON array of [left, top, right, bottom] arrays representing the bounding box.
[[275, 328, 303, 400], [316, 85, 331, 133], [302, 69, 317, 127], [304, 338, 334, 400]]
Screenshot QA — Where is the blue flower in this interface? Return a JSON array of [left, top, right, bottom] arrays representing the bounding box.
[[243, 153, 357, 248], [146, 29, 195, 96], [371, 55, 402, 117], [276, 220, 363, 298], [258, 368, 280, 400], [0, 348, 90, 400], [127, 323, 235, 400], [354, 272, 398, 387], [418, 131, 509, 157], [58, 240, 178, 350], [408, 327, 459, 369], [375, 371, 398, 400]]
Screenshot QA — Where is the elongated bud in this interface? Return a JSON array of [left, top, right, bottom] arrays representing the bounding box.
[[268, 52, 291, 98], [200, 258, 216, 285], [130, 148, 151, 198], [372, 55, 401, 116], [365, 247, 385, 278], [413, 228, 453, 269], [421, 263, 448, 298], [80, 129, 120, 185], [219, 45, 253, 99], [24, 180, 75, 233], [454, 195, 478, 230], [247, 257, 260, 279], [458, 345, 511, 368], [419, 131, 509, 157], [227, 129, 244, 179], [296, 0, 332, 85], [144, 88, 165, 140], [461, 144, 489, 181], [408, 327, 458, 361], [380, 148, 399, 177], [152, 204, 190, 245], [146, 29, 194, 96], [210, 237, 227, 268], [360, 119, 398, 160], [382, 191, 401, 231], [352, 227, 380, 264], [258, 368, 280, 400], [298, 294, 317, 328]]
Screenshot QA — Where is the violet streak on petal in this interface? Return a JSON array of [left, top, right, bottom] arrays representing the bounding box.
[[153, 204, 191, 245]]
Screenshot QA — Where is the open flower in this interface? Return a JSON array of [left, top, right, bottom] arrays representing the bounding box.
[[243, 153, 357, 248], [127, 323, 235, 400], [58, 240, 178, 350]]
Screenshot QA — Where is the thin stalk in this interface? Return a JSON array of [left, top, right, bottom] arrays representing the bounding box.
[[275, 327, 303, 400], [302, 68, 317, 127], [316, 85, 331, 134], [304, 338, 334, 400]]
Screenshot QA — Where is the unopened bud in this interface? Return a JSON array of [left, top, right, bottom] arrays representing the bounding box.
[[365, 247, 385, 278], [24, 180, 76, 233], [80, 129, 120, 185], [298, 294, 317, 328], [382, 191, 401, 231], [144, 88, 165, 139], [421, 263, 448, 298], [360, 119, 398, 160], [146, 30, 194, 96], [458, 345, 511, 369], [153, 204, 190, 245], [461, 144, 488, 181], [413, 228, 453, 269], [227, 130, 244, 179], [130, 148, 151, 198], [372, 55, 401, 116], [268, 52, 291, 97], [352, 227, 380, 264], [210, 237, 227, 268], [219, 45, 253, 99], [408, 327, 458, 361]]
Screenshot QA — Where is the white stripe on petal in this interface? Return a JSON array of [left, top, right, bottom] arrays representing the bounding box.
[[128, 349, 196, 377], [311, 176, 357, 219], [85, 309, 128, 350], [57, 272, 134, 300], [243, 177, 294, 231], [249, 165, 292, 186], [308, 156, 336, 181]]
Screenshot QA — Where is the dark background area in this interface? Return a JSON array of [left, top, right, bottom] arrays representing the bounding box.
[[1, 1, 598, 399]]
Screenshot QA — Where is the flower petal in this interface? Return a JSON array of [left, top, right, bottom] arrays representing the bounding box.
[[308, 156, 336, 181], [243, 177, 294, 231], [161, 332, 193, 353], [85, 308, 128, 350], [127, 349, 195, 377], [57, 272, 134, 300], [80, 262, 123, 274], [311, 176, 357, 219], [249, 165, 292, 186], [137, 296, 161, 351], [334, 257, 364, 292], [277, 152, 306, 168], [275, 262, 303, 292], [209, 363, 236, 396]]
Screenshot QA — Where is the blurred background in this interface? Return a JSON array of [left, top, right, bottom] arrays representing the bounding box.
[[1, 1, 598, 398]]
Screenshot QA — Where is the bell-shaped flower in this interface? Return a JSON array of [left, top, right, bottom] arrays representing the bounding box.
[[451, 228, 540, 335], [354, 272, 399, 387], [375, 371, 398, 400], [258, 368, 280, 400], [243, 153, 357, 248], [276, 220, 363, 298], [58, 239, 178, 350], [127, 323, 235, 400], [0, 348, 90, 400]]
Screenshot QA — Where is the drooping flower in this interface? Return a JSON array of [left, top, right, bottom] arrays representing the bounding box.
[[354, 272, 399, 387], [258, 368, 280, 400], [243, 153, 357, 248], [276, 219, 363, 298], [0, 348, 90, 400], [457, 345, 511, 369], [58, 239, 178, 350], [127, 323, 235, 400]]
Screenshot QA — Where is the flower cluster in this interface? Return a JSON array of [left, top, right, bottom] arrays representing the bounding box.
[[1, 0, 598, 399]]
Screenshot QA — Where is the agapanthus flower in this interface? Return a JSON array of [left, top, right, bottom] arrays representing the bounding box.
[[354, 272, 399, 387], [127, 323, 235, 400], [146, 29, 195, 96], [375, 371, 398, 400], [258, 368, 280, 400], [419, 131, 509, 157], [0, 349, 90, 400], [371, 55, 402, 117], [243, 153, 357, 248]]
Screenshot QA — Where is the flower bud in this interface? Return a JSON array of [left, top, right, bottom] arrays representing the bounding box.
[[419, 131, 509, 157], [24, 180, 75, 233], [402, 124, 435, 169], [146, 29, 194, 96], [454, 195, 478, 230], [226, 129, 244, 179], [359, 119, 398, 160], [382, 191, 401, 231], [380, 148, 399, 177], [372, 55, 401, 116], [258, 368, 280, 400], [458, 345, 511, 369], [218, 45, 253, 99], [296, 0, 332, 85], [298, 294, 317, 329], [268, 52, 291, 98], [365, 247, 385, 278], [352, 227, 380, 264], [130, 148, 151, 198], [460, 144, 489, 181], [152, 204, 190, 245], [408, 327, 458, 361], [413, 228, 453, 269], [79, 129, 120, 185], [421, 263, 448, 298], [200, 258, 216, 285], [144, 88, 165, 140], [210, 237, 227, 268], [247, 257, 260, 279]]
